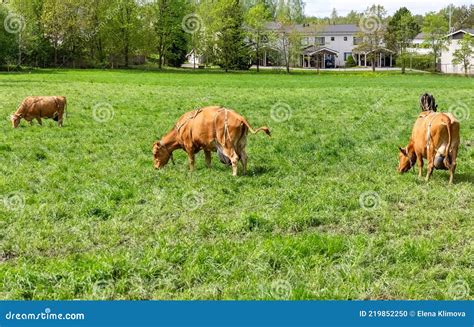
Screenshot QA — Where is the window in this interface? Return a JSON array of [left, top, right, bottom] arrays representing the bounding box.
[[315, 37, 325, 45], [344, 36, 348, 41], [344, 52, 352, 61], [330, 37, 335, 41], [353, 37, 361, 45], [302, 37, 309, 46]]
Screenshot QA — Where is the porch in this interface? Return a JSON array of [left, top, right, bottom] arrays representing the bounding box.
[[352, 48, 395, 68], [300, 46, 339, 69]]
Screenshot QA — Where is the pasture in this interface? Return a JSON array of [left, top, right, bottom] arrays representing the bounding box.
[[0, 69, 472, 300]]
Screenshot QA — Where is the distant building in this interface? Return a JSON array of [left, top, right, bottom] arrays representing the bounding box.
[[407, 33, 431, 55], [261, 23, 394, 69], [440, 29, 474, 75]]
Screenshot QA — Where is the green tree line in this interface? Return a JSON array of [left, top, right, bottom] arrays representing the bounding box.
[[0, 0, 472, 71]]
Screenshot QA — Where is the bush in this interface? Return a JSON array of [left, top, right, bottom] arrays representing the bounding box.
[[396, 54, 434, 72], [345, 55, 357, 67]]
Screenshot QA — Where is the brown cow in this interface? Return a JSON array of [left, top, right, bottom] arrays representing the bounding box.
[[153, 106, 271, 176], [11, 96, 67, 128], [398, 111, 460, 184]]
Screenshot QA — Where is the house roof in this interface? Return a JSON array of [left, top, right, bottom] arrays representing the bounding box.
[[302, 45, 339, 56], [414, 33, 426, 40], [265, 22, 360, 35], [446, 29, 474, 37]]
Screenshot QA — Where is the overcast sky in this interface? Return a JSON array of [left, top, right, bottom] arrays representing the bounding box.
[[305, 0, 472, 17]]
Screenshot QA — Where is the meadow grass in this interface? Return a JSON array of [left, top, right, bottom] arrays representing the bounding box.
[[0, 69, 472, 300]]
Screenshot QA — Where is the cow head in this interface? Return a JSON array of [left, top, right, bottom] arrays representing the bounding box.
[[11, 114, 21, 128], [153, 141, 172, 169], [420, 93, 437, 112], [398, 146, 416, 173]]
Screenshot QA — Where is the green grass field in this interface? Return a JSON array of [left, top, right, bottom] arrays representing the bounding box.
[[0, 69, 472, 300]]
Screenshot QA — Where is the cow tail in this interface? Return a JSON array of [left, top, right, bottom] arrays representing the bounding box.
[[241, 118, 271, 137], [444, 116, 452, 168], [64, 97, 68, 118]]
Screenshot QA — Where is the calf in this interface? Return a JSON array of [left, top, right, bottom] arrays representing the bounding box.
[[11, 96, 67, 128], [153, 106, 271, 176], [398, 111, 460, 184]]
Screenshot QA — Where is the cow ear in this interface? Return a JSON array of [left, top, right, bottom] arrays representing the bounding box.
[[399, 147, 407, 156]]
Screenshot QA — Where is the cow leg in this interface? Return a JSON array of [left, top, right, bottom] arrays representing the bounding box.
[[425, 163, 434, 182], [231, 151, 242, 177], [231, 158, 239, 176], [449, 162, 456, 185], [187, 152, 196, 172], [204, 150, 212, 168], [425, 150, 435, 182], [36, 118, 43, 126], [448, 150, 458, 185], [57, 112, 64, 127], [240, 150, 248, 176], [416, 152, 423, 178]]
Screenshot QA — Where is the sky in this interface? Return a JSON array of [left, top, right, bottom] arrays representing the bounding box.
[[304, 0, 473, 17]]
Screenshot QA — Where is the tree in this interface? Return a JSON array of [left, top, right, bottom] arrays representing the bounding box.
[[439, 4, 474, 31], [452, 33, 474, 76], [385, 7, 420, 74], [212, 0, 251, 71], [422, 12, 449, 72], [245, 2, 271, 72], [288, 0, 304, 23], [330, 8, 338, 25], [153, 0, 189, 69], [0, 4, 19, 66], [275, 1, 293, 73], [41, 0, 67, 66], [355, 5, 387, 72]]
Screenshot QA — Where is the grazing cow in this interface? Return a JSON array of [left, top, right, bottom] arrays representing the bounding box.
[[11, 96, 67, 128], [153, 106, 271, 176], [420, 93, 438, 112], [398, 111, 460, 184]]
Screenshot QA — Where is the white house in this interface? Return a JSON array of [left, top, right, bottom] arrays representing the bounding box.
[[261, 23, 394, 68], [407, 33, 431, 55], [440, 29, 474, 75]]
